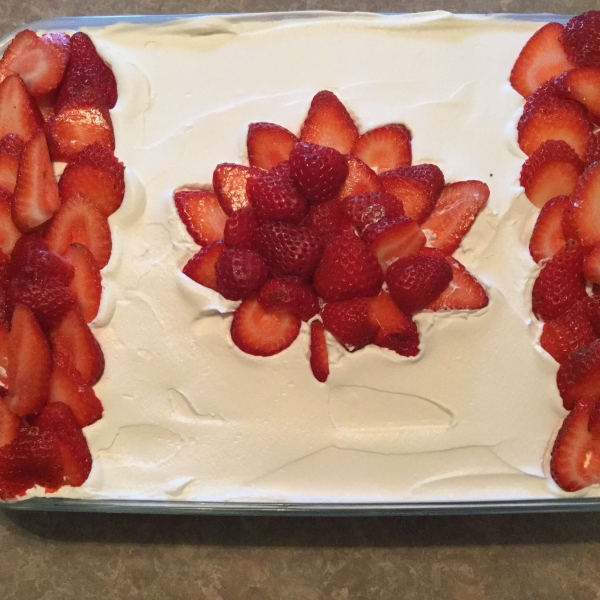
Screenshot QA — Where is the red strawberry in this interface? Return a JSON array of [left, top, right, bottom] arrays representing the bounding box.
[[351, 124, 412, 174], [58, 143, 125, 217], [425, 251, 489, 311], [521, 78, 561, 115], [12, 130, 60, 232], [517, 96, 592, 160], [584, 131, 600, 165], [302, 198, 354, 240], [532, 239, 586, 321], [247, 122, 297, 170], [269, 160, 291, 178], [223, 207, 259, 249], [361, 216, 426, 270], [540, 299, 597, 363], [313, 231, 383, 303], [215, 248, 269, 301], [182, 241, 224, 291], [0, 133, 25, 193], [341, 191, 405, 232], [421, 180, 489, 254], [48, 352, 103, 427], [560, 11, 600, 70], [589, 398, 600, 437], [46, 101, 115, 162], [385, 253, 453, 315], [567, 162, 600, 248], [44, 193, 112, 268], [519, 140, 583, 208], [174, 189, 227, 246], [5, 233, 46, 279], [0, 401, 20, 448], [337, 156, 382, 199], [529, 195, 569, 264], [558, 339, 600, 409], [509, 22, 576, 98], [0, 74, 44, 142], [367, 291, 419, 357], [0, 321, 9, 386], [5, 303, 52, 416], [550, 400, 600, 492], [556, 67, 600, 124], [0, 187, 21, 255], [584, 244, 600, 284], [289, 141, 348, 205], [257, 277, 319, 322], [231, 295, 301, 357], [49, 307, 104, 385], [309, 320, 329, 383], [247, 169, 307, 223], [36, 401, 92, 487], [36, 90, 58, 123], [254, 222, 323, 280], [0, 31, 70, 97], [55, 32, 117, 112], [300, 90, 358, 154], [212, 163, 259, 215], [585, 294, 600, 337], [63, 244, 102, 323], [321, 297, 377, 351]]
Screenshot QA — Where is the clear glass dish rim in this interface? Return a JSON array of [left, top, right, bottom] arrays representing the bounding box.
[[0, 10, 584, 515]]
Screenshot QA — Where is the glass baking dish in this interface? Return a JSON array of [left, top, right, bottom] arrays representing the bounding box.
[[2, 11, 594, 516]]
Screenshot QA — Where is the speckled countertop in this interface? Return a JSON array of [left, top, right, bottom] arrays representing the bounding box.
[[2, 1, 600, 598]]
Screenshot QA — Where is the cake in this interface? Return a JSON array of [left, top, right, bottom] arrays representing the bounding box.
[[1, 10, 599, 505]]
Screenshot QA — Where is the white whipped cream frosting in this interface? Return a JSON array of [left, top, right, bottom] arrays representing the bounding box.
[[16, 10, 590, 503]]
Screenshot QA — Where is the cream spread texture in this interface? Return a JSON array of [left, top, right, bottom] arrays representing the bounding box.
[[18, 11, 589, 503]]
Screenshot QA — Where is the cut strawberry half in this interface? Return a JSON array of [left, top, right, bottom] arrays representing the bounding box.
[[0, 74, 44, 142], [49, 307, 104, 385], [223, 207, 259, 249], [58, 143, 125, 217], [585, 131, 600, 165], [0, 187, 21, 255], [6, 303, 52, 416], [321, 297, 377, 351], [231, 295, 301, 357], [247, 122, 297, 170], [558, 339, 600, 409], [567, 162, 600, 248], [0, 401, 20, 449], [63, 243, 102, 323], [421, 180, 489, 254], [48, 352, 103, 427], [509, 22, 576, 98], [182, 241, 224, 291], [12, 129, 60, 232], [341, 191, 405, 232], [529, 195, 569, 264], [351, 124, 412, 174], [556, 67, 600, 124], [212, 163, 259, 215], [257, 277, 319, 322], [44, 193, 112, 268], [300, 90, 358, 154], [174, 189, 227, 246], [309, 320, 329, 383], [337, 156, 383, 199], [215, 248, 269, 301], [0, 133, 25, 194]]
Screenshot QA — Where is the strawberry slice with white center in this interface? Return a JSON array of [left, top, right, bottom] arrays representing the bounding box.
[[174, 189, 227, 245], [247, 122, 298, 170], [351, 124, 412, 174], [12, 129, 60, 232], [556, 67, 600, 124], [0, 401, 20, 449], [231, 295, 301, 357], [337, 156, 382, 199], [550, 399, 600, 492], [509, 22, 576, 99], [63, 243, 102, 323], [567, 162, 600, 248], [0, 133, 25, 193], [309, 320, 329, 383], [584, 245, 600, 284], [421, 180, 489, 254], [300, 90, 359, 154], [44, 193, 112, 269], [0, 74, 44, 142], [529, 195, 568, 264], [182, 242, 224, 291], [212, 163, 260, 215], [0, 187, 21, 255], [6, 303, 52, 416]]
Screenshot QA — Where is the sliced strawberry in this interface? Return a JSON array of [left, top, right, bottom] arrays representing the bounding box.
[[337, 156, 382, 199], [63, 244, 102, 323], [520, 140, 583, 208], [58, 143, 125, 217], [567, 162, 600, 248], [558, 339, 600, 409], [341, 191, 405, 232], [529, 195, 569, 263], [560, 11, 600, 70], [321, 297, 377, 351], [556, 67, 600, 124], [585, 294, 600, 337], [174, 189, 227, 246], [584, 131, 600, 165], [299, 90, 358, 154], [0, 321, 9, 386], [0, 187, 20, 255], [517, 96, 592, 160], [509, 22, 576, 98], [212, 163, 259, 215], [0, 74, 44, 142], [6, 304, 52, 416], [247, 169, 307, 223], [351, 124, 412, 174], [182, 241, 224, 291], [215, 248, 269, 301], [589, 398, 600, 437], [361, 216, 426, 270], [48, 352, 103, 427], [583, 245, 600, 284], [36, 90, 57, 123], [309, 320, 329, 383], [231, 295, 301, 357], [302, 198, 354, 240], [44, 193, 112, 268], [0, 401, 20, 448], [12, 129, 60, 232], [0, 133, 25, 193], [257, 277, 319, 322], [45, 101, 115, 162], [247, 122, 297, 170]]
